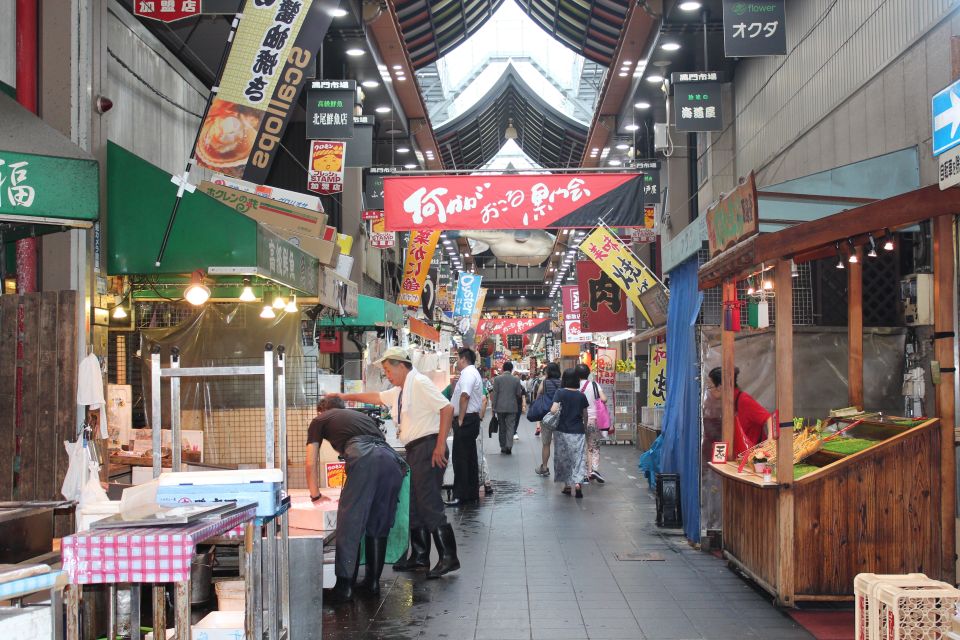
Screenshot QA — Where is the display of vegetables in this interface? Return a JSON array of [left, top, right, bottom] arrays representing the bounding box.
[[615, 359, 635, 372], [821, 437, 877, 456], [748, 424, 823, 465], [793, 464, 819, 480]]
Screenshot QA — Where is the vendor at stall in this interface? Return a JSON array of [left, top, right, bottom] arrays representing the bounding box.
[[331, 347, 461, 580], [306, 397, 408, 604], [707, 366, 772, 457]]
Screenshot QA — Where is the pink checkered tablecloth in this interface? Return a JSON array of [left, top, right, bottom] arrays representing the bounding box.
[[62, 505, 256, 585]]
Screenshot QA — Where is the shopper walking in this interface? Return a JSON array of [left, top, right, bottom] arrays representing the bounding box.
[[575, 363, 609, 484], [305, 397, 407, 603], [332, 347, 460, 579], [534, 362, 562, 476], [490, 361, 525, 454], [548, 368, 590, 498], [514, 372, 526, 441], [446, 347, 483, 507]]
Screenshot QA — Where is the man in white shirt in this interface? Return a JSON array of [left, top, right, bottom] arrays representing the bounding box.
[[333, 347, 460, 579], [447, 347, 484, 507]]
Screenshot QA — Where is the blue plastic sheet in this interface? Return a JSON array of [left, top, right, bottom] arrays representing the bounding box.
[[656, 258, 704, 542], [638, 434, 662, 487]]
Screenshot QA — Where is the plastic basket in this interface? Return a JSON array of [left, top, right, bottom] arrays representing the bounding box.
[[872, 581, 960, 640], [854, 573, 930, 640], [214, 578, 245, 612]]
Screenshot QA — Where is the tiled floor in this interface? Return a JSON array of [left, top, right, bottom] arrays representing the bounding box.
[[322, 417, 814, 639]]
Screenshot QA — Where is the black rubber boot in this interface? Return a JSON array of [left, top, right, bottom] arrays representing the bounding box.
[[393, 528, 431, 572], [426, 524, 460, 579], [323, 551, 360, 605], [356, 536, 388, 597]]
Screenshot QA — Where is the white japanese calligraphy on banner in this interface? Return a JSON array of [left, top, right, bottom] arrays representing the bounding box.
[[0, 159, 35, 208]]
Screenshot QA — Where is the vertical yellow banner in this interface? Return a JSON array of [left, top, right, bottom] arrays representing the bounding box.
[[581, 225, 662, 323], [397, 230, 441, 307], [648, 343, 667, 407]]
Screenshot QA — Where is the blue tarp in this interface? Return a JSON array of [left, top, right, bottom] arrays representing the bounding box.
[[656, 258, 704, 542]]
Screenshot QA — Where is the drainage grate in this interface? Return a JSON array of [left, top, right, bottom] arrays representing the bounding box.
[[614, 552, 665, 562]]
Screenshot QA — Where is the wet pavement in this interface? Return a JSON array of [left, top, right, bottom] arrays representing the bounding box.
[[322, 416, 814, 639]]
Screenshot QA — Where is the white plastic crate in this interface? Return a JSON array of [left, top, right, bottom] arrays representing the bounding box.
[[872, 581, 960, 640], [854, 573, 930, 640]]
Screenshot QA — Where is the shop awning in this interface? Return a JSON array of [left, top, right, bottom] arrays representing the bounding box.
[[107, 143, 319, 296], [317, 294, 405, 328], [0, 92, 98, 229]]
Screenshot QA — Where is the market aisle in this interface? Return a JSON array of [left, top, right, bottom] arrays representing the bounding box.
[[321, 416, 814, 640]]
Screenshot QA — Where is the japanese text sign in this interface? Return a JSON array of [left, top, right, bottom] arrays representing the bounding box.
[[257, 226, 320, 295], [647, 343, 667, 407], [305, 80, 356, 140], [577, 261, 629, 333], [562, 286, 592, 343], [397, 230, 440, 307], [712, 442, 729, 464], [672, 75, 723, 132], [580, 226, 664, 324], [722, 0, 787, 58], [134, 0, 200, 22], [193, 0, 330, 183], [308, 140, 346, 194], [369, 213, 396, 249], [706, 172, 759, 257], [383, 173, 647, 230], [454, 273, 484, 318], [364, 166, 397, 210], [476, 317, 550, 337], [0, 151, 98, 221]]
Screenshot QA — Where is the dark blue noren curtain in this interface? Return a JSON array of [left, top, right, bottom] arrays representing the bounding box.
[[658, 258, 704, 542]]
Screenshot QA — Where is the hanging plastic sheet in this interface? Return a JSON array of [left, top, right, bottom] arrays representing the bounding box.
[[140, 304, 311, 471], [656, 259, 704, 543]]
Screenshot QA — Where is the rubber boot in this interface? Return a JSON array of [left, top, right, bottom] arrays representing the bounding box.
[[393, 528, 431, 572], [323, 550, 360, 605], [426, 524, 460, 579], [356, 536, 388, 597]]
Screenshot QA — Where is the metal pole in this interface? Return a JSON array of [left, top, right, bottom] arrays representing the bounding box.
[[151, 347, 163, 478], [264, 343, 275, 469], [170, 347, 182, 472], [277, 346, 287, 492]]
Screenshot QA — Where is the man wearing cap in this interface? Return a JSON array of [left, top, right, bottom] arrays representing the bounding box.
[[331, 347, 460, 579]]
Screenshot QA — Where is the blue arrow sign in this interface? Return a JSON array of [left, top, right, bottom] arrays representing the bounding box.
[[932, 79, 960, 156]]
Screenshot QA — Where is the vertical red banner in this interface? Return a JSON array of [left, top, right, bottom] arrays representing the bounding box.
[[577, 261, 629, 333]]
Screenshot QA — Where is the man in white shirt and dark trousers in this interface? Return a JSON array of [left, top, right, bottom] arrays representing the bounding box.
[[333, 347, 460, 579], [446, 347, 483, 507]]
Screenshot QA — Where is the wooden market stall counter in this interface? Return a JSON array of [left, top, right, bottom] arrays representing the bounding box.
[[711, 415, 942, 603]]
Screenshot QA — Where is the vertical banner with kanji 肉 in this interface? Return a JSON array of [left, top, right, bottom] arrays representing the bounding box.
[[397, 230, 441, 307], [647, 343, 667, 407], [307, 140, 346, 194], [577, 260, 629, 333]]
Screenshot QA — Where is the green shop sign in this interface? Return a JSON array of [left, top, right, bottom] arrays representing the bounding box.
[[0, 150, 98, 222], [256, 226, 319, 296], [706, 172, 759, 257]]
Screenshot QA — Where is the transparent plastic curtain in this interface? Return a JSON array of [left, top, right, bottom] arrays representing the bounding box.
[[140, 304, 310, 468], [657, 259, 705, 543]]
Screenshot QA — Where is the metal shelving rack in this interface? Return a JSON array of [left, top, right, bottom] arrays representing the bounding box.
[[613, 373, 637, 444]]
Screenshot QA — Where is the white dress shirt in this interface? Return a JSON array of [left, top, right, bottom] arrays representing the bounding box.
[[452, 364, 483, 416], [379, 368, 450, 446]]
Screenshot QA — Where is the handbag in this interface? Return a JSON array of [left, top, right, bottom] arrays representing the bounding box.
[[488, 414, 499, 438], [526, 393, 553, 422], [541, 405, 560, 430], [593, 381, 612, 431]]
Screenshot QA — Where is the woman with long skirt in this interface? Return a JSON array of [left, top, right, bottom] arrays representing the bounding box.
[[547, 368, 590, 498]]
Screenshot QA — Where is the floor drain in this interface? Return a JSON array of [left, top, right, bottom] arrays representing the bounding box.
[[614, 552, 665, 561]]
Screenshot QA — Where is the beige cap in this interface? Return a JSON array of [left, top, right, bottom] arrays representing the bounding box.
[[376, 346, 412, 365]]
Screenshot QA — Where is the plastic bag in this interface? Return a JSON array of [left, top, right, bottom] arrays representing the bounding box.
[[61, 439, 88, 501], [79, 462, 108, 507]]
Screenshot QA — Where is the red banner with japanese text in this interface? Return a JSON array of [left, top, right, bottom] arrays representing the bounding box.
[[397, 230, 440, 307], [383, 173, 647, 231], [476, 317, 551, 338], [577, 261, 629, 333], [134, 0, 200, 22]]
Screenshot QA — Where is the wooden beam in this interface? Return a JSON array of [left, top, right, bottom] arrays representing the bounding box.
[[848, 247, 864, 408], [756, 191, 875, 205], [774, 258, 795, 606], [699, 235, 759, 290], [721, 280, 736, 458], [932, 214, 956, 584]]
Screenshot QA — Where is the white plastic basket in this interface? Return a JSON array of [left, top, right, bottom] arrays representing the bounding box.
[[214, 579, 245, 612], [854, 573, 930, 640], [872, 581, 960, 640]]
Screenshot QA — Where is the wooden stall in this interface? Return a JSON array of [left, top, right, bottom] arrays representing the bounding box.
[[699, 182, 959, 606]]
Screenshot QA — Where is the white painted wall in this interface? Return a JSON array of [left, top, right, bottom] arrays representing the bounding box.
[[0, 0, 15, 89]]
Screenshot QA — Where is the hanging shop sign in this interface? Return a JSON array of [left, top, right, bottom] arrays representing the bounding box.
[[623, 227, 657, 245], [369, 213, 396, 249], [647, 343, 667, 407], [562, 286, 592, 343], [577, 261, 629, 334], [383, 173, 647, 231], [307, 141, 346, 195], [134, 0, 201, 22], [580, 225, 665, 324], [932, 78, 960, 157], [453, 273, 484, 318], [0, 151, 98, 221], [305, 80, 355, 140], [939, 145, 960, 190], [722, 0, 787, 58], [255, 226, 320, 295], [364, 166, 397, 210], [397, 230, 441, 307], [193, 0, 330, 182], [672, 73, 723, 132], [345, 116, 375, 168], [476, 317, 551, 337], [706, 172, 759, 257]]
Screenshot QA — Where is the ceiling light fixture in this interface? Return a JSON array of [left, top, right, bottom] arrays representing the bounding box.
[[391, 64, 402, 70], [239, 278, 257, 302], [679, 1, 702, 10], [345, 48, 366, 57], [615, 143, 630, 150], [608, 159, 622, 166], [882, 228, 895, 251], [361, 80, 379, 88], [404, 163, 417, 169], [112, 305, 127, 319], [661, 42, 681, 51], [867, 234, 878, 258], [285, 296, 298, 313], [184, 270, 211, 306], [625, 124, 640, 131], [847, 239, 858, 264], [618, 72, 629, 77], [396, 146, 410, 153], [260, 305, 276, 319], [327, 7, 348, 17], [375, 106, 391, 113], [646, 74, 664, 84], [634, 101, 651, 109], [835, 242, 845, 270], [504, 118, 518, 141]]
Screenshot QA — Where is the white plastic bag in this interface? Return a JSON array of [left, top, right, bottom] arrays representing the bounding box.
[[79, 462, 108, 507], [61, 440, 88, 501]]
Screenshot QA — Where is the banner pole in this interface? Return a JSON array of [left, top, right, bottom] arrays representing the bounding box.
[[155, 6, 247, 268]]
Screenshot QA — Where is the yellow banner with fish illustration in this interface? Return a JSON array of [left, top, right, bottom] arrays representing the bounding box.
[[397, 230, 441, 308]]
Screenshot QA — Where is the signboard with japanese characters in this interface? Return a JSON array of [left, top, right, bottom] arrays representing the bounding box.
[[647, 343, 667, 407], [383, 173, 647, 231], [364, 166, 397, 210], [562, 286, 592, 343], [134, 0, 201, 22], [672, 73, 723, 132], [939, 145, 960, 190], [476, 317, 550, 338], [706, 172, 759, 257], [308, 140, 346, 194], [0, 151, 98, 221], [211, 172, 323, 212], [305, 80, 356, 140], [722, 0, 787, 58], [193, 0, 332, 183], [577, 261, 629, 334], [369, 213, 396, 249], [623, 227, 657, 245], [580, 226, 666, 325], [397, 230, 441, 307], [256, 226, 320, 296]]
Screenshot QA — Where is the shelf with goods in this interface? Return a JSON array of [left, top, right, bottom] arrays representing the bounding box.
[[611, 373, 637, 444]]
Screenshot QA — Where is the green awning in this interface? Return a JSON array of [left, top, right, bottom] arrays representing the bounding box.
[[318, 295, 405, 329], [107, 143, 318, 296]]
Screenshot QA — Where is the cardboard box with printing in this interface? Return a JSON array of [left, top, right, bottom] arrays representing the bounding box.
[[199, 181, 327, 237], [265, 224, 340, 266]]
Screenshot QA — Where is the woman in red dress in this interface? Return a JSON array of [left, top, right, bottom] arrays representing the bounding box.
[[707, 367, 772, 457]]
